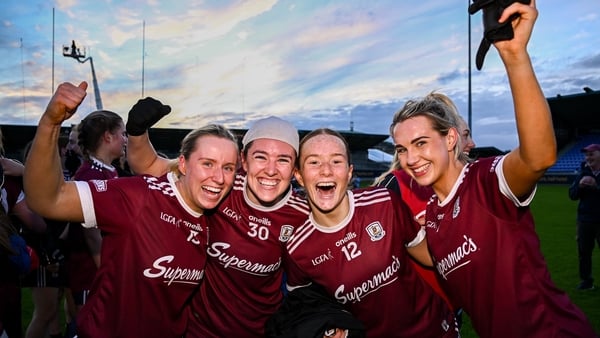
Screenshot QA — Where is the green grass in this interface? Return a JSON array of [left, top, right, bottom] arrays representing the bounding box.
[[20, 185, 600, 336]]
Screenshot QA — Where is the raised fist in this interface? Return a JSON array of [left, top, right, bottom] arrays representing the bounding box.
[[126, 97, 171, 136]]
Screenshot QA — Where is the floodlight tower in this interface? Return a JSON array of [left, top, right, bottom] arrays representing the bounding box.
[[467, 0, 472, 133], [62, 40, 103, 110]]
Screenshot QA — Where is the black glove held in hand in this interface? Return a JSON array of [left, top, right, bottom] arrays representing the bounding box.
[[469, 0, 531, 70], [126, 97, 171, 136]]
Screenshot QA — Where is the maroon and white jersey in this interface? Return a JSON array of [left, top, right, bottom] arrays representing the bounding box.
[[426, 156, 596, 338], [285, 187, 457, 338], [67, 157, 119, 293], [73, 172, 208, 338], [188, 173, 310, 338], [74, 157, 118, 181]]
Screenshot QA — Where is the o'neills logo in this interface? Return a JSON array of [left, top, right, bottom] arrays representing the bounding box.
[[334, 255, 400, 304], [435, 235, 478, 280], [143, 255, 204, 285]]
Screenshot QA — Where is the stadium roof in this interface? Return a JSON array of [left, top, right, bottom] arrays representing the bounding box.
[[147, 128, 388, 154], [547, 88, 600, 129], [0, 124, 389, 160]]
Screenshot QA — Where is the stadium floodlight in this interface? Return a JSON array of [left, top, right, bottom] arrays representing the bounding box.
[[62, 40, 103, 110]]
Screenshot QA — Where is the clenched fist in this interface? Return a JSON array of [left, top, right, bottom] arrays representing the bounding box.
[[126, 97, 171, 136]]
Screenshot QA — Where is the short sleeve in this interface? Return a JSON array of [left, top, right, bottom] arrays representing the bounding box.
[[75, 181, 96, 228]]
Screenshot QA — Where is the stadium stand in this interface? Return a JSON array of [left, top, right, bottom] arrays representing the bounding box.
[[541, 88, 600, 183], [0, 125, 390, 181]]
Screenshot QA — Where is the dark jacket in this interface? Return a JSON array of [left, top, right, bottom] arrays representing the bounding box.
[[568, 162, 600, 223], [265, 283, 365, 338]]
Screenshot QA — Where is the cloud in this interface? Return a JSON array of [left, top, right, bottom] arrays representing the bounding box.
[[293, 15, 378, 48], [436, 69, 465, 85], [1, 0, 599, 156], [55, 0, 77, 11], [577, 13, 598, 22], [107, 25, 139, 47], [576, 53, 600, 69]]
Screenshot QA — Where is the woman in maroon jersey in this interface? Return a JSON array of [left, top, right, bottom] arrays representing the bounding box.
[[284, 128, 458, 338], [23, 81, 239, 338], [373, 93, 474, 327], [389, 1, 596, 337], [63, 109, 127, 333]]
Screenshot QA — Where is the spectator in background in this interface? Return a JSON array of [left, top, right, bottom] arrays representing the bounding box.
[[0, 128, 47, 338], [64, 125, 83, 180], [1, 203, 37, 338], [23, 81, 239, 337], [568, 143, 600, 291], [0, 130, 46, 338]]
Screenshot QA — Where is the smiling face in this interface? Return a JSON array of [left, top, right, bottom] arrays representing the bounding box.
[[295, 131, 352, 226], [242, 138, 296, 206], [392, 115, 458, 199], [584, 149, 600, 171], [177, 135, 238, 213]]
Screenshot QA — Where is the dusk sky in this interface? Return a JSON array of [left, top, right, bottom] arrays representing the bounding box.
[[1, 0, 599, 151]]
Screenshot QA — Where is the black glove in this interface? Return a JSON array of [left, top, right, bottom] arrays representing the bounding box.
[[469, 0, 531, 70], [126, 97, 171, 136]]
